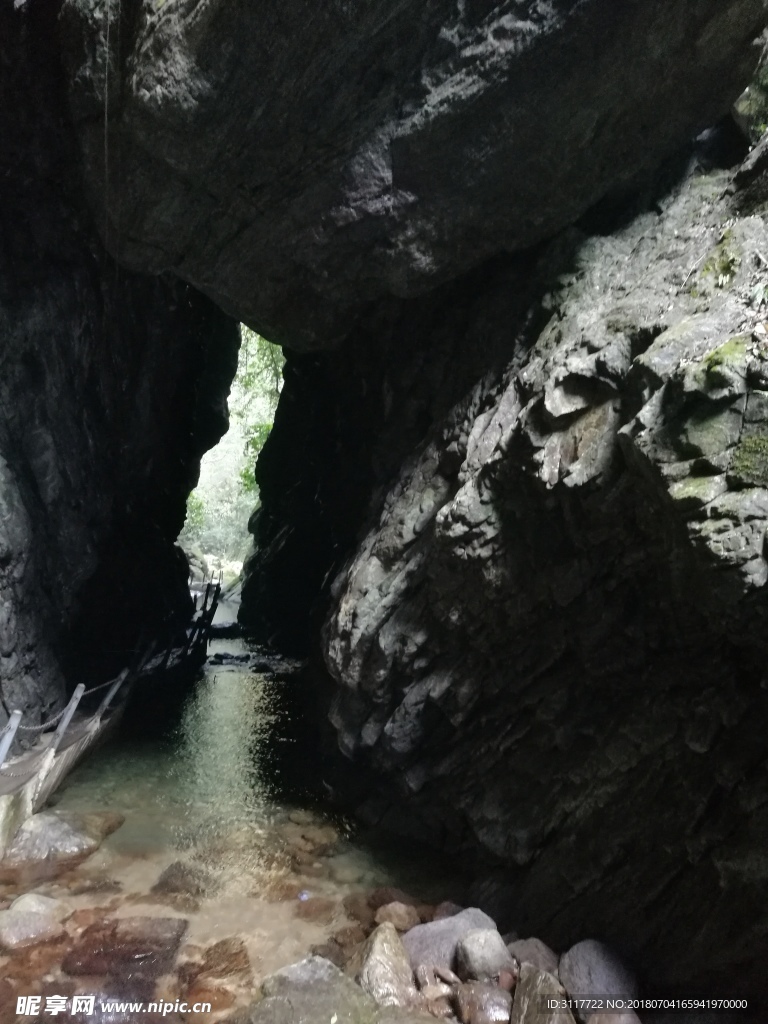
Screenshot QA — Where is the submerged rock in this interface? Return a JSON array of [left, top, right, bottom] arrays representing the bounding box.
[[200, 936, 252, 979], [62, 916, 188, 978], [0, 811, 124, 882], [0, 896, 66, 949]]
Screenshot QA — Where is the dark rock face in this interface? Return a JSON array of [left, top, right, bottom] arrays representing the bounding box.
[[60, 0, 766, 348], [0, 1, 239, 727], [320, 165, 768, 992]]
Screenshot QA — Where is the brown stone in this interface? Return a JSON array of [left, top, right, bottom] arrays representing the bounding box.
[[152, 861, 215, 899], [178, 960, 204, 987], [310, 939, 348, 969], [62, 916, 188, 978], [343, 891, 376, 930], [368, 887, 420, 911], [455, 981, 513, 1024], [417, 903, 436, 923], [66, 907, 108, 932], [333, 923, 367, 948], [200, 937, 251, 978], [295, 896, 337, 923], [183, 980, 235, 1016], [264, 878, 304, 902], [375, 901, 422, 932], [0, 978, 16, 1024], [510, 964, 576, 1024]]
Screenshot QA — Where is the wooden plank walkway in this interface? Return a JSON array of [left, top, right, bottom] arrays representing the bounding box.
[[0, 576, 221, 856]]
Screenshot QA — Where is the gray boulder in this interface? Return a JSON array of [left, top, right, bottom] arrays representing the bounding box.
[[456, 928, 518, 982], [507, 938, 559, 976], [353, 922, 420, 1009], [249, 956, 430, 1023], [403, 908, 496, 972], [0, 894, 67, 950], [0, 810, 123, 880], [558, 941, 637, 1023]]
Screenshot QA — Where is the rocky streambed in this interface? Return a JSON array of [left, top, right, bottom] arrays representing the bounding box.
[[0, 637, 738, 1024]]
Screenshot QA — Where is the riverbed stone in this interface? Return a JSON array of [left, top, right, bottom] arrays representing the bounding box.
[[455, 981, 513, 1023], [376, 901, 422, 932], [0, 811, 124, 881], [457, 928, 518, 982], [557, 940, 637, 1019], [252, 955, 378, 1022], [200, 936, 251, 978], [11, 892, 69, 920], [506, 938, 559, 976], [510, 964, 576, 1024], [62, 916, 188, 978], [403, 907, 497, 972], [0, 904, 65, 949], [352, 922, 420, 1009], [152, 860, 216, 899]]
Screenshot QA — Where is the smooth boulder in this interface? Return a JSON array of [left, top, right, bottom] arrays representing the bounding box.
[[457, 928, 518, 982], [403, 908, 496, 972], [507, 938, 559, 976], [558, 940, 637, 1022]]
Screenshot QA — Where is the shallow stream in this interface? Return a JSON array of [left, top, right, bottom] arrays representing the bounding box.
[[26, 622, 462, 1016]]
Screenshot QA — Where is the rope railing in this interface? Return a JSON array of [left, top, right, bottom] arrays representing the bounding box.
[[0, 576, 221, 782]]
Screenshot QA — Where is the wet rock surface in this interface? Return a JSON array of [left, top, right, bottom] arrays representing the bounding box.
[[0, 812, 124, 883], [352, 922, 420, 1009], [62, 916, 188, 978]]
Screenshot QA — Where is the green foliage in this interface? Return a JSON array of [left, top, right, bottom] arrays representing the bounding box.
[[239, 423, 273, 493], [184, 491, 206, 535], [179, 327, 284, 562], [736, 56, 768, 143]]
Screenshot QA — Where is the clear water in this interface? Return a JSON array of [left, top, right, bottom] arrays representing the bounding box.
[[42, 629, 461, 994]]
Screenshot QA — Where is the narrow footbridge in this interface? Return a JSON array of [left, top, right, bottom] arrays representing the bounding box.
[[0, 576, 221, 856]]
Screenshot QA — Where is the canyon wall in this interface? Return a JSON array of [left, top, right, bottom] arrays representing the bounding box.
[[0, 1, 239, 727]]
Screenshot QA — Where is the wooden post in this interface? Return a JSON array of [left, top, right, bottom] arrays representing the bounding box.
[[0, 710, 22, 768], [48, 684, 85, 756], [94, 667, 131, 721]]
